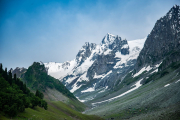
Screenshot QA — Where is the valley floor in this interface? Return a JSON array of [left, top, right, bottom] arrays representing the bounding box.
[[0, 100, 103, 120]]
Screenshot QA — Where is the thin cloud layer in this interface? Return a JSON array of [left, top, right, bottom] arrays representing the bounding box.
[[0, 0, 179, 69]]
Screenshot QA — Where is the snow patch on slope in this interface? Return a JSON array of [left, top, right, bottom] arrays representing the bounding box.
[[121, 44, 129, 49], [78, 72, 88, 82], [81, 83, 96, 93], [92, 79, 143, 105], [133, 62, 162, 77], [44, 59, 77, 79], [70, 84, 83, 93], [94, 73, 105, 79], [133, 66, 152, 77], [114, 38, 146, 69], [74, 54, 95, 75], [98, 86, 108, 93], [94, 70, 112, 79], [175, 79, 180, 83], [66, 76, 78, 84], [164, 84, 170, 87], [104, 49, 112, 55]]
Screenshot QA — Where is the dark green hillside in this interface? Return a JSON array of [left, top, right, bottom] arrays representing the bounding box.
[[21, 62, 86, 112], [0, 64, 47, 117], [22, 62, 76, 100], [0, 63, 103, 120]]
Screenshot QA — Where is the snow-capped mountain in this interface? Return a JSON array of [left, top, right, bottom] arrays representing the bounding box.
[[44, 60, 77, 80], [44, 33, 146, 101]]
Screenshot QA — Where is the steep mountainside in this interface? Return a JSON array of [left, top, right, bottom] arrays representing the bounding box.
[[135, 5, 180, 72], [83, 5, 180, 120], [20, 62, 86, 112], [44, 34, 145, 102]]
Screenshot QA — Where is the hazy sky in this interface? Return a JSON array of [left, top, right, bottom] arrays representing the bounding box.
[[0, 0, 180, 69]]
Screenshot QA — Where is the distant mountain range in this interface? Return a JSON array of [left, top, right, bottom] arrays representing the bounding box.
[[43, 33, 146, 101]]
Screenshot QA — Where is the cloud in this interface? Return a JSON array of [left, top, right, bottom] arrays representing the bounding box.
[[0, 0, 180, 69]]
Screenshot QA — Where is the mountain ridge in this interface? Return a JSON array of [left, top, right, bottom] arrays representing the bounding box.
[[44, 34, 146, 102]]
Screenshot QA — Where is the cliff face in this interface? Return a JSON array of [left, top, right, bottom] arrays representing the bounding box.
[[135, 5, 180, 71]]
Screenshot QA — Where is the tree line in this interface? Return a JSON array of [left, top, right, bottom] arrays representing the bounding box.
[[0, 64, 47, 117]]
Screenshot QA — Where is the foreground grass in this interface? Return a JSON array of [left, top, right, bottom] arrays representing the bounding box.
[[67, 98, 86, 112], [0, 100, 103, 120]]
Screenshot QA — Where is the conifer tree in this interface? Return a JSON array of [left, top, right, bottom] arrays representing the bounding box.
[[8, 71, 12, 85], [3, 68, 8, 81], [0, 63, 2, 74], [5, 68, 7, 73], [0, 65, 48, 117], [14, 74, 17, 83], [35, 90, 44, 99]]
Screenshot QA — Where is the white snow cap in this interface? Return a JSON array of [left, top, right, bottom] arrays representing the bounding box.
[[101, 33, 117, 44]]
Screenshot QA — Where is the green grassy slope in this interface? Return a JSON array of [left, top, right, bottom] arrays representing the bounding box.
[[0, 100, 103, 120], [43, 87, 86, 112]]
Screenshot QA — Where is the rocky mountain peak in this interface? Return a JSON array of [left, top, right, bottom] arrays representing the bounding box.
[[165, 4, 180, 21], [101, 33, 117, 44], [135, 5, 180, 71], [31, 62, 47, 74], [101, 33, 129, 54], [82, 42, 97, 51], [171, 4, 179, 13], [101, 33, 124, 46], [75, 33, 130, 65]]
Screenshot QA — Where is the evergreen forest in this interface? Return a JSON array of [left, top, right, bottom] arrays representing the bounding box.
[[0, 64, 47, 117]]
